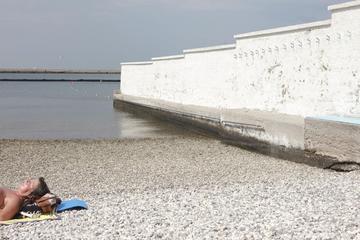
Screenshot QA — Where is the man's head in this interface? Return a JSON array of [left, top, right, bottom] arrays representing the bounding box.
[[17, 177, 50, 199]]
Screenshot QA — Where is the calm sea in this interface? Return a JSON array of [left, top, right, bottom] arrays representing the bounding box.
[[0, 75, 189, 139]]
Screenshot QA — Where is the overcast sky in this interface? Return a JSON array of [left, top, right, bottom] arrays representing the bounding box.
[[0, 0, 349, 69]]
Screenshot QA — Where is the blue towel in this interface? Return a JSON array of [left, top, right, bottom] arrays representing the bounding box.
[[56, 199, 88, 213]]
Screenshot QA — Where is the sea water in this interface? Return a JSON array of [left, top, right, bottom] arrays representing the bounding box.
[[0, 79, 188, 139], [0, 73, 120, 81]]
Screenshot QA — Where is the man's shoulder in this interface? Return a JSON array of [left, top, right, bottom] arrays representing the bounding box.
[[1, 188, 21, 204], [1, 188, 21, 210], [0, 188, 6, 200], [0, 188, 5, 209], [0, 188, 14, 197], [0, 188, 21, 221]]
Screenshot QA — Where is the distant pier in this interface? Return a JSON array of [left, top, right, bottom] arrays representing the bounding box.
[[0, 68, 121, 82], [0, 68, 120, 74]]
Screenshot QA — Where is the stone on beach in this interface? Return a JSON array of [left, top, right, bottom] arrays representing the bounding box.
[[0, 137, 359, 239]]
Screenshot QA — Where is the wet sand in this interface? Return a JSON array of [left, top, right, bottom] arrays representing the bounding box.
[[1, 137, 360, 239]]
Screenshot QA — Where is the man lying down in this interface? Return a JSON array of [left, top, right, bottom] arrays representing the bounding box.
[[0, 177, 60, 221]]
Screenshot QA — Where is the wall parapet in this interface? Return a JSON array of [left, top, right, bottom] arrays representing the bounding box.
[[121, 61, 153, 66], [234, 20, 331, 40], [328, 0, 360, 11], [183, 44, 236, 54], [152, 54, 185, 61]]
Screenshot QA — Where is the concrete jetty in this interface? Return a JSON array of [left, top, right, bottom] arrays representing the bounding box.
[[114, 0, 360, 168]]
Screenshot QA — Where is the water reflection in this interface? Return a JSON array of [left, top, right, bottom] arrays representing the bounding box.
[[113, 108, 193, 139]]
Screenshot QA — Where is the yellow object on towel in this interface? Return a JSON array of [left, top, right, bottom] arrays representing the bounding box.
[[0, 214, 60, 225]]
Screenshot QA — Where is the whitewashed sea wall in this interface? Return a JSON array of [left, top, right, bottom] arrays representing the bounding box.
[[120, 1, 360, 118], [117, 1, 360, 158]]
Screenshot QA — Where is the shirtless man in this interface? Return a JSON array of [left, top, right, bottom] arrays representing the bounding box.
[[0, 177, 50, 221]]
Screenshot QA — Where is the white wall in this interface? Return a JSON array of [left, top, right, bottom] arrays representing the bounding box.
[[120, 1, 360, 118]]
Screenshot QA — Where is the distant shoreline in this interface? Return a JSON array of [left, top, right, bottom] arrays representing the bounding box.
[[0, 68, 121, 74], [0, 79, 120, 82]]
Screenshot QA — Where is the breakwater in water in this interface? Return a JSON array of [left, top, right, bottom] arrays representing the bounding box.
[[0, 68, 121, 82], [0, 68, 120, 74]]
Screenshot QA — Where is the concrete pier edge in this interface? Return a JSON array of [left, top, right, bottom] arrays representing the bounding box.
[[115, 0, 360, 171], [113, 97, 359, 170]]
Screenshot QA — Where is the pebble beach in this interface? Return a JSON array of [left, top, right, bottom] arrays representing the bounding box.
[[1, 136, 360, 239]]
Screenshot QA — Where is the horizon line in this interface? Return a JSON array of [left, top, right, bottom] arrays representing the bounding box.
[[0, 68, 121, 74]]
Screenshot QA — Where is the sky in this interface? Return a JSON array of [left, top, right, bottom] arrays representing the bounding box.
[[0, 0, 349, 69]]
